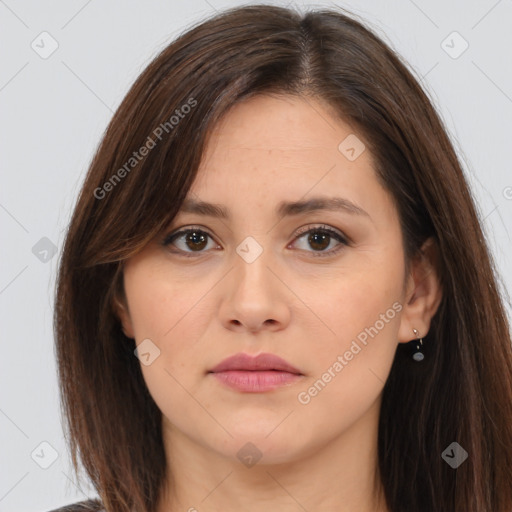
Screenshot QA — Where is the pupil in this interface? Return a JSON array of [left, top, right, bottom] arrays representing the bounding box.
[[309, 232, 329, 251]]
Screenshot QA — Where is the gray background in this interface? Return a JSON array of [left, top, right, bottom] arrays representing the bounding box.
[[1, 0, 511, 510]]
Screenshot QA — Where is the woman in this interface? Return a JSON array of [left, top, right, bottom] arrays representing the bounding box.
[[51, 4, 512, 512]]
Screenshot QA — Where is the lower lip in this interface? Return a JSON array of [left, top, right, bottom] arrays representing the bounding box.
[[210, 370, 303, 392]]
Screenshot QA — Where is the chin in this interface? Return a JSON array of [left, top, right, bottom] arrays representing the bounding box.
[[211, 429, 308, 467]]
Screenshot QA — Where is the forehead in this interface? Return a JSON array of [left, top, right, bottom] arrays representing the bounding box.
[[186, 94, 386, 214], [203, 94, 359, 157]]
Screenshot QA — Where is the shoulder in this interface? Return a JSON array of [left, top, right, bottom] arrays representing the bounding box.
[[46, 498, 104, 512]]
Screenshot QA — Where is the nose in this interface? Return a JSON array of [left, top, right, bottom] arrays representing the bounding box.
[[218, 247, 291, 333]]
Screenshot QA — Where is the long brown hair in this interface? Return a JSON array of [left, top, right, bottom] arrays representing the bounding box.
[[54, 5, 512, 511]]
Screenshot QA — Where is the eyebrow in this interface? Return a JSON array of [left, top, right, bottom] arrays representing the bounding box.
[[179, 196, 370, 219]]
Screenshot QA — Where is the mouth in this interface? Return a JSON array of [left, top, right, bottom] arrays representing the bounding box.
[[207, 352, 304, 393]]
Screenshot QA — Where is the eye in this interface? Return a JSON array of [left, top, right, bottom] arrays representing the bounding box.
[[290, 224, 348, 257], [162, 226, 219, 257], [162, 224, 349, 258]]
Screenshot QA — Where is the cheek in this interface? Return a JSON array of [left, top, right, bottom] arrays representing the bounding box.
[[292, 270, 403, 436], [123, 262, 215, 383], [310, 261, 403, 340], [123, 266, 212, 424], [341, 275, 402, 342], [297, 247, 405, 386], [124, 261, 202, 341]]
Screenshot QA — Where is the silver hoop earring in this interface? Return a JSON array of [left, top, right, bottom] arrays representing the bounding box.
[[412, 328, 424, 362]]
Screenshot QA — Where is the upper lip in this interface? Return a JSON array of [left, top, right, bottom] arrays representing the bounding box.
[[209, 352, 302, 374]]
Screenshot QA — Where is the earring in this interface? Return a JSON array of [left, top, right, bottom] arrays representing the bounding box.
[[411, 328, 424, 362]]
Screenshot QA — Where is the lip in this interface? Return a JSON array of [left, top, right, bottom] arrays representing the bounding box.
[[209, 352, 302, 374], [208, 352, 303, 393]]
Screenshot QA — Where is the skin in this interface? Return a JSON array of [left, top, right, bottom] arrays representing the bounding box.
[[115, 94, 442, 512]]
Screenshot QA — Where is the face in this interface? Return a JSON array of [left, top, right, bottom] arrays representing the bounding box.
[[117, 94, 419, 465]]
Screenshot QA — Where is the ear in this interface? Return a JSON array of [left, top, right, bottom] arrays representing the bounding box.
[[397, 237, 443, 343], [112, 282, 135, 339]]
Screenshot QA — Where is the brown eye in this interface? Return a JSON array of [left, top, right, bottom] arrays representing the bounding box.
[[163, 227, 217, 256], [307, 231, 331, 251], [182, 231, 208, 251], [292, 225, 348, 257]]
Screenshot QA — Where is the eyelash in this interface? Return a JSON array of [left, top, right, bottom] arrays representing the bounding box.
[[162, 224, 349, 259]]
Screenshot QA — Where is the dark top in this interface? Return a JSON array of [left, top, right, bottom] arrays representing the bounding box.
[[47, 499, 105, 512]]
